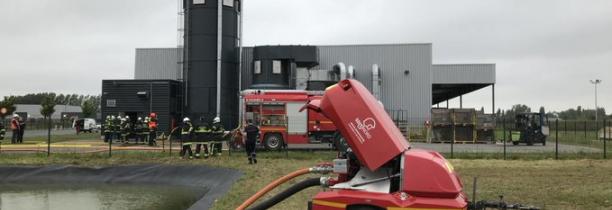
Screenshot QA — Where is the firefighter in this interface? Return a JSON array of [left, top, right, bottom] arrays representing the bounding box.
[[210, 117, 225, 156], [148, 113, 158, 146], [103, 115, 112, 142], [135, 117, 145, 143], [244, 120, 260, 164], [120, 116, 133, 143], [0, 120, 6, 141], [111, 115, 120, 141], [194, 121, 210, 158], [17, 116, 25, 143], [180, 117, 194, 159], [141, 117, 150, 144], [10, 114, 20, 144]]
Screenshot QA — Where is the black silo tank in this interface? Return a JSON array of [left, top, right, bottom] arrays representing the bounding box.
[[183, 0, 240, 128]]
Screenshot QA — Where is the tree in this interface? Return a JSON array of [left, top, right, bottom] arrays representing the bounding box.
[[81, 99, 96, 118], [40, 95, 56, 157], [500, 104, 532, 122], [0, 96, 17, 120]]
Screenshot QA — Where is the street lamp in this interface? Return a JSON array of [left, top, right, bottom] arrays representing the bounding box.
[[590, 79, 602, 122]]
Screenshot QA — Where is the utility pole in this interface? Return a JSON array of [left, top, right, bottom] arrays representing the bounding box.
[[590, 79, 602, 122]]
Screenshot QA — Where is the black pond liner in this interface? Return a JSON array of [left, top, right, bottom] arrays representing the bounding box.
[[0, 165, 242, 210]]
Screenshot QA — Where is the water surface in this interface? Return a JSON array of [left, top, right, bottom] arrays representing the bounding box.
[[0, 184, 205, 210]]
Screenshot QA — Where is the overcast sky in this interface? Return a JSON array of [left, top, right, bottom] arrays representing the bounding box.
[[0, 0, 610, 113]]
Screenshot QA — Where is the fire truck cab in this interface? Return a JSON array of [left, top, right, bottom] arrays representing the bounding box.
[[241, 90, 337, 150]]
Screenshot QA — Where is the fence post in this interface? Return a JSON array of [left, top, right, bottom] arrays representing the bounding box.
[[604, 119, 607, 159], [555, 119, 559, 160], [450, 134, 454, 159], [503, 116, 506, 160], [47, 117, 51, 157], [596, 120, 600, 140], [584, 121, 587, 139], [108, 136, 112, 157]]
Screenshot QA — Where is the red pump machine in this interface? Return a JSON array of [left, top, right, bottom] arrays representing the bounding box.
[[237, 79, 538, 210]]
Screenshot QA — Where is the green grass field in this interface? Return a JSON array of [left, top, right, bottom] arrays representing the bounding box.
[[0, 151, 610, 210]]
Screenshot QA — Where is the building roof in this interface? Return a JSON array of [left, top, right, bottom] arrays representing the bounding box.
[[431, 64, 496, 104]]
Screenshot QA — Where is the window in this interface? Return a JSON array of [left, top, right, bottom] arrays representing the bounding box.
[[106, 99, 117, 107], [272, 60, 282, 74], [223, 0, 233, 7], [193, 0, 205, 4], [254, 60, 261, 74]]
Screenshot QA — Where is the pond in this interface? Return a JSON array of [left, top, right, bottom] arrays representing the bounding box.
[[0, 184, 205, 210]]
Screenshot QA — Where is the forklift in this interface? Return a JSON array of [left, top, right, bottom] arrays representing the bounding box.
[[511, 110, 549, 146]]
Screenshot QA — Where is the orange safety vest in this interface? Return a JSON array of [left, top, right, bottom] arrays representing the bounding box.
[[148, 119, 158, 130], [10, 119, 19, 130]]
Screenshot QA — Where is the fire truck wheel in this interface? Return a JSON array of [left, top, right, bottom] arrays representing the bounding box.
[[264, 134, 283, 150]]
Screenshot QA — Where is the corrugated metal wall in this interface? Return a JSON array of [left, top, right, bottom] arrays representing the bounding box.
[[241, 47, 254, 89], [432, 64, 496, 84], [135, 48, 182, 80], [242, 44, 433, 124]]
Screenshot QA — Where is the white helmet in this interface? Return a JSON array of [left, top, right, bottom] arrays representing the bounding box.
[[111, 115, 116, 120], [213, 117, 221, 123], [125, 116, 130, 120], [137, 117, 142, 121], [106, 115, 111, 119], [13, 114, 19, 118], [183, 117, 190, 122]]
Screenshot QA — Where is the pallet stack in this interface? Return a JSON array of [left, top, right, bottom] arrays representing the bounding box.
[[431, 108, 453, 143], [452, 109, 476, 143], [476, 111, 496, 142]]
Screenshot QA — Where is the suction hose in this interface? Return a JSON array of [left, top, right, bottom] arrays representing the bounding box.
[[236, 165, 332, 210], [236, 168, 310, 210], [247, 177, 321, 210]]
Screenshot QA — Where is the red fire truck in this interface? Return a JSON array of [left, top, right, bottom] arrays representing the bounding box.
[[240, 90, 338, 149]]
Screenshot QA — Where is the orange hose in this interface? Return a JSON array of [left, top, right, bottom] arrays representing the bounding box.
[[236, 168, 311, 210]]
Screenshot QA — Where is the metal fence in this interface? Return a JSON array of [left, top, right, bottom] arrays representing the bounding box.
[[0, 113, 609, 161]]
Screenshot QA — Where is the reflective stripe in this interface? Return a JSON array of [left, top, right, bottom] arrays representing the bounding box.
[[312, 200, 346, 209]]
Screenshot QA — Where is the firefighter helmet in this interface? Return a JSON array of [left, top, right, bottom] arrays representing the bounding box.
[[183, 117, 190, 122], [213, 117, 221, 123]]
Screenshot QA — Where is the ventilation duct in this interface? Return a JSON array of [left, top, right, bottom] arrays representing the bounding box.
[[332, 62, 347, 81], [347, 65, 355, 79], [372, 64, 382, 101]]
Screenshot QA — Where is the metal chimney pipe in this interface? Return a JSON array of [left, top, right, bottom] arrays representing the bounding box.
[[216, 0, 223, 118]]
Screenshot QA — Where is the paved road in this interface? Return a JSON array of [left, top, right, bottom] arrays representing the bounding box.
[[287, 141, 601, 153], [410, 141, 601, 153]]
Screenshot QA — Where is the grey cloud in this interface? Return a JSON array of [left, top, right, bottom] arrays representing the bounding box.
[[1, 0, 610, 113]]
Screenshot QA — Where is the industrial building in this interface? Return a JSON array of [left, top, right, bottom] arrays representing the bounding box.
[[102, 0, 496, 132], [130, 44, 495, 126]]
